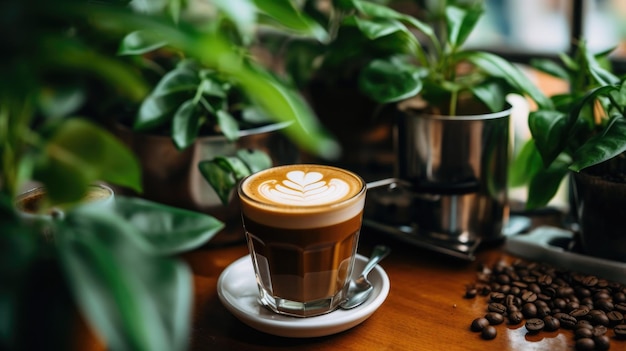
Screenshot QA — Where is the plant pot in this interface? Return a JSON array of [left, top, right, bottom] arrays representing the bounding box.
[[394, 102, 512, 245], [112, 122, 299, 245], [571, 157, 626, 262]]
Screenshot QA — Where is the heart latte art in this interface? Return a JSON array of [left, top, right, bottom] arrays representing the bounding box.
[[258, 170, 350, 206]]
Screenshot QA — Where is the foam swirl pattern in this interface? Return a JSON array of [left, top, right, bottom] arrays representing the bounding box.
[[239, 165, 366, 229]]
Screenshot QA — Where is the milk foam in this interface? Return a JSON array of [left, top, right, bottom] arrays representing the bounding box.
[[258, 170, 351, 206], [239, 165, 366, 228]]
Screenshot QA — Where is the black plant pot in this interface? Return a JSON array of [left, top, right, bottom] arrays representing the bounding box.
[[572, 156, 626, 262]]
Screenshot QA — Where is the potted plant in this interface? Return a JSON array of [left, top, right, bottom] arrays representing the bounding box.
[[99, 1, 338, 244], [0, 0, 330, 349], [282, 0, 549, 245], [511, 40, 626, 261]]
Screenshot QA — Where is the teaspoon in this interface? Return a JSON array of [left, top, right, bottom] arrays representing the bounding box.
[[340, 245, 391, 310]]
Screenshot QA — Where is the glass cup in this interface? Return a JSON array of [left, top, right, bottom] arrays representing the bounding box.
[[238, 164, 367, 317]]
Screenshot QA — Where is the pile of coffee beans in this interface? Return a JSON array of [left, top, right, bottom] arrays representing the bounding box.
[[465, 259, 626, 350]]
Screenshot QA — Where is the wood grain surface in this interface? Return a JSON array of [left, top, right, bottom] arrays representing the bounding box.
[[180, 226, 617, 351]]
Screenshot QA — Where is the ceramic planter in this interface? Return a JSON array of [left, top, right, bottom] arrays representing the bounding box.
[[571, 156, 626, 262], [113, 122, 298, 244], [394, 104, 512, 245]]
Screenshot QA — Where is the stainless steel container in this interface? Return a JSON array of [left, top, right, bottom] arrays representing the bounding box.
[[395, 105, 512, 244]]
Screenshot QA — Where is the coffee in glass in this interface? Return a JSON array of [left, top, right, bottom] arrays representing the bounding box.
[[238, 164, 366, 317]]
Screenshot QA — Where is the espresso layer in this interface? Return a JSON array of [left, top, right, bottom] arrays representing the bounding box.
[[243, 213, 362, 302]]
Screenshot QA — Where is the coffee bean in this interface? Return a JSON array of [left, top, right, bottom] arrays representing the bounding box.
[[575, 327, 593, 339], [576, 320, 593, 330], [525, 318, 544, 333], [481, 325, 497, 340], [489, 292, 505, 302], [590, 312, 610, 327], [608, 310, 624, 326], [485, 312, 504, 325], [470, 317, 489, 332], [522, 302, 537, 318], [594, 335, 610, 351], [582, 276, 599, 287], [614, 324, 626, 339], [465, 286, 477, 298], [593, 325, 608, 337], [570, 307, 590, 318], [521, 291, 538, 303], [488, 302, 507, 314], [508, 311, 523, 325], [595, 299, 614, 312], [615, 302, 626, 314], [575, 338, 595, 351], [558, 313, 578, 329], [543, 315, 560, 331]]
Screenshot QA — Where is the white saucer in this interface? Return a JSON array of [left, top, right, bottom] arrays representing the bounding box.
[[217, 254, 390, 338]]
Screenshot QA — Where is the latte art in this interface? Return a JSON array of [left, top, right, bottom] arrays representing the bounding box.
[[258, 170, 350, 206]]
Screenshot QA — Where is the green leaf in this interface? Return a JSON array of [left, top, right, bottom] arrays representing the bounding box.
[[152, 65, 200, 97], [528, 109, 569, 167], [118, 30, 168, 56], [570, 117, 626, 171], [347, 17, 408, 40], [110, 196, 224, 255], [172, 99, 200, 150], [216, 110, 240, 141], [530, 58, 569, 80], [35, 119, 142, 205], [197, 160, 238, 205], [462, 51, 553, 110], [58, 209, 193, 351], [211, 0, 257, 44], [359, 58, 423, 103], [509, 140, 543, 187], [445, 4, 483, 49], [135, 93, 188, 131], [353, 0, 434, 38], [525, 158, 570, 209], [253, 0, 329, 42], [470, 80, 505, 113], [236, 149, 272, 173]]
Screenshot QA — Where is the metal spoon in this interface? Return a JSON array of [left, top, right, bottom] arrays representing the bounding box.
[[340, 245, 391, 309]]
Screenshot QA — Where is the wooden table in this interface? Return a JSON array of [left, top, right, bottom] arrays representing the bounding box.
[[181, 225, 605, 351]]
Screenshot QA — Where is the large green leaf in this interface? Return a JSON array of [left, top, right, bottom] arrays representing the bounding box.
[[236, 149, 272, 173], [509, 140, 543, 188], [445, 4, 483, 50], [462, 51, 553, 110], [111, 196, 224, 255], [525, 157, 570, 209], [197, 159, 239, 205], [216, 110, 240, 141], [470, 80, 505, 113], [530, 58, 569, 81], [35, 119, 142, 205], [57, 209, 193, 351], [359, 58, 423, 103], [253, 0, 329, 42], [570, 117, 626, 171], [347, 17, 407, 41], [528, 109, 569, 167], [172, 99, 200, 150], [211, 0, 257, 44], [352, 0, 434, 38]]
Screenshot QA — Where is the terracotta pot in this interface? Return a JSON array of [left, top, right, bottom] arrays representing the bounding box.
[[572, 163, 626, 262], [112, 122, 299, 245]]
